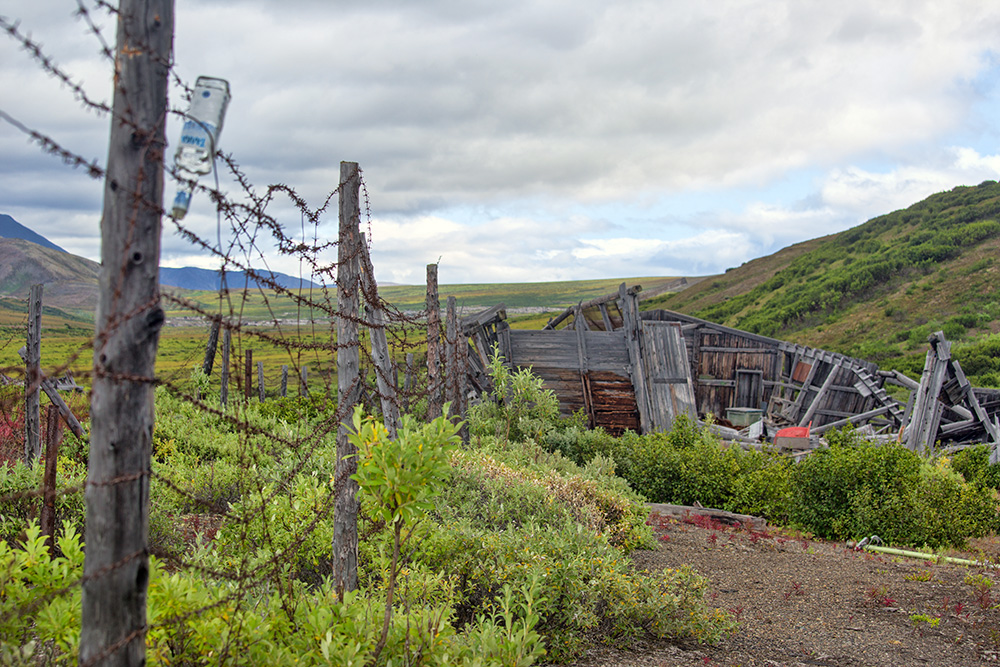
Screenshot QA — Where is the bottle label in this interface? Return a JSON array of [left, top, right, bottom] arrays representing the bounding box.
[[180, 120, 217, 149]]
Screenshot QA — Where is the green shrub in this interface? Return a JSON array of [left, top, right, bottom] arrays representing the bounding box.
[[0, 458, 86, 545], [790, 428, 998, 546], [951, 444, 1000, 490], [468, 348, 561, 443]]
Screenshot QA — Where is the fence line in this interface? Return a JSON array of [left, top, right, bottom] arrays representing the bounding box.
[[0, 4, 460, 665]]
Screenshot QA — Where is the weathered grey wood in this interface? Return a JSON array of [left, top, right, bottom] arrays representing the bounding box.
[[648, 503, 767, 531], [403, 352, 414, 412], [788, 357, 821, 420], [220, 328, 231, 406], [906, 333, 951, 454], [280, 364, 288, 397], [244, 350, 253, 400], [879, 369, 920, 391], [811, 405, 893, 434], [798, 359, 842, 427], [40, 406, 61, 548], [426, 264, 443, 420], [641, 321, 697, 429], [619, 283, 652, 433], [17, 348, 85, 439], [544, 285, 641, 330], [202, 319, 221, 375], [81, 2, 171, 662], [457, 323, 469, 442], [257, 361, 265, 402], [599, 303, 614, 331], [334, 160, 362, 596], [444, 296, 459, 416], [358, 234, 398, 437], [574, 305, 594, 425], [461, 303, 506, 334], [23, 284, 42, 467]]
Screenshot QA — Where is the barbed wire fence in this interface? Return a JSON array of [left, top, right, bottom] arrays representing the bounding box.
[[0, 1, 468, 664]]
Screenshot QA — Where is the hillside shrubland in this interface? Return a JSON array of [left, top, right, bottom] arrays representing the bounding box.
[[652, 180, 1000, 387]]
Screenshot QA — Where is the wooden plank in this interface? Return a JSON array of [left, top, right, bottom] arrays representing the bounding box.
[[621, 283, 652, 433], [798, 359, 842, 427], [641, 320, 697, 430]]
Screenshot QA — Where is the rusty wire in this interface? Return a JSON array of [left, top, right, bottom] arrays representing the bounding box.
[[0, 7, 439, 664]]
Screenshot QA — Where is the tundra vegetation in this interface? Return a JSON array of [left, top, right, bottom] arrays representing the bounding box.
[[2, 300, 1000, 663]]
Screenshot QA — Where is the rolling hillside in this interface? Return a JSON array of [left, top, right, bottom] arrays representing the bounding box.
[[647, 180, 1000, 385]]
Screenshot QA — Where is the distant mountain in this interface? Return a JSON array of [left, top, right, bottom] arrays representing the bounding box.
[[0, 213, 321, 294], [0, 214, 67, 253], [0, 238, 99, 308], [159, 266, 322, 291]]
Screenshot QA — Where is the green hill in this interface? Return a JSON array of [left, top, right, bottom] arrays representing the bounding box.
[[647, 180, 1000, 385]]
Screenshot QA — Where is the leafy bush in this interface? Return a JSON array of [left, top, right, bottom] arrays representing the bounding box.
[[951, 444, 1000, 491], [791, 428, 997, 547], [468, 348, 560, 443]]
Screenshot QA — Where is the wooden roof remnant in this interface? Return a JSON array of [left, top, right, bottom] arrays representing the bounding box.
[[459, 284, 999, 463]]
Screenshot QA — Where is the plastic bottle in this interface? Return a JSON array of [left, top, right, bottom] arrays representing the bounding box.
[[171, 76, 231, 219]]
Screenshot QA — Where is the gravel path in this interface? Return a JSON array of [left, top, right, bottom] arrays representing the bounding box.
[[568, 509, 1000, 666]]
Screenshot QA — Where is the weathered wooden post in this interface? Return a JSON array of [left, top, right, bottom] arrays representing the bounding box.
[[444, 296, 459, 413], [359, 234, 399, 437], [257, 361, 265, 402], [280, 364, 288, 397], [202, 319, 221, 375], [220, 328, 231, 406], [40, 406, 62, 548], [23, 283, 42, 467], [333, 160, 362, 595], [81, 1, 172, 663], [426, 263, 442, 419], [403, 352, 414, 412], [244, 349, 253, 400]]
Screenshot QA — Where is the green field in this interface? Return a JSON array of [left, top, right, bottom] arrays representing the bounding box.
[[0, 275, 683, 393]]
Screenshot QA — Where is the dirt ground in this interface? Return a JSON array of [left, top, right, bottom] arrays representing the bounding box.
[[569, 507, 1000, 666]]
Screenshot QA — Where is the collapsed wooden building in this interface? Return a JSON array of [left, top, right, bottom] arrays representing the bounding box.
[[461, 284, 1000, 464]]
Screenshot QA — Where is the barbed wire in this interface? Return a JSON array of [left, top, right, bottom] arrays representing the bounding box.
[[0, 5, 459, 665]]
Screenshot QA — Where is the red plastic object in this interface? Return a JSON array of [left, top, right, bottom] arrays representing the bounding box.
[[776, 426, 810, 439]]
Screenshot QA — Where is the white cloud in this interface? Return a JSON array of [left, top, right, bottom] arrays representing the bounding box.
[[3, 0, 1000, 284]]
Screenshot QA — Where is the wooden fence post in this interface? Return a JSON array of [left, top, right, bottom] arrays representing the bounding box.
[[257, 361, 265, 402], [445, 296, 459, 414], [40, 406, 62, 549], [81, 1, 172, 662], [358, 234, 399, 437], [202, 319, 221, 375], [403, 352, 414, 412], [220, 328, 231, 406], [333, 160, 362, 595], [244, 350, 253, 400], [426, 264, 442, 420], [24, 283, 42, 467]]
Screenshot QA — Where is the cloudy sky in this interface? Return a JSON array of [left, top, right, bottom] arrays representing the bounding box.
[[2, 1, 1000, 285]]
